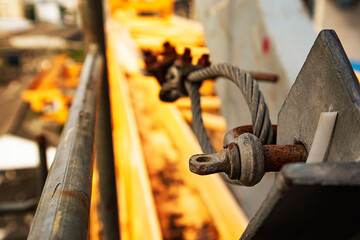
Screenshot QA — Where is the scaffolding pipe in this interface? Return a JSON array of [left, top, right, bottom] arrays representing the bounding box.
[[79, 0, 120, 238], [28, 46, 103, 240]]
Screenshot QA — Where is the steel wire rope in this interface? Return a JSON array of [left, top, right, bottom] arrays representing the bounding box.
[[185, 81, 216, 154], [185, 63, 273, 154]]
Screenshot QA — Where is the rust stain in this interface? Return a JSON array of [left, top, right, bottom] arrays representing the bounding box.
[[60, 190, 90, 210], [232, 125, 253, 139], [64, 127, 74, 148], [51, 211, 62, 238], [263, 144, 307, 172]]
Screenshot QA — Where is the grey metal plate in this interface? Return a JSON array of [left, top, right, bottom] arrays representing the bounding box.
[[241, 30, 360, 239], [277, 30, 360, 163]]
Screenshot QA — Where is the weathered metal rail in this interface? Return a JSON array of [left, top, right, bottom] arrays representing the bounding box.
[[27, 0, 120, 238], [27, 46, 103, 240], [79, 0, 121, 238]]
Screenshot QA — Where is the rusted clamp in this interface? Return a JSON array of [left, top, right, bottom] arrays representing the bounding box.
[[189, 131, 307, 186], [160, 61, 202, 102], [144, 42, 279, 103], [144, 42, 177, 85], [144, 42, 210, 102]]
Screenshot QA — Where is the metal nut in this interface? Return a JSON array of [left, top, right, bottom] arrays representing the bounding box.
[[235, 133, 264, 186]]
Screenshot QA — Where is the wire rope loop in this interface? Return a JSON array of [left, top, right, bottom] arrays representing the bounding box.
[[187, 63, 273, 146]]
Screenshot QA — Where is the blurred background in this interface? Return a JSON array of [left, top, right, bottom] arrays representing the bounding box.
[[0, 0, 359, 239]]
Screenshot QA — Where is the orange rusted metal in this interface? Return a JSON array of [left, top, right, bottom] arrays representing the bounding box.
[[224, 125, 278, 145], [248, 71, 279, 82], [263, 144, 307, 172]]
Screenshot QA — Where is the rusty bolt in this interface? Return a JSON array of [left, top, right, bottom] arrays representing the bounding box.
[[181, 48, 192, 65], [197, 54, 211, 68], [189, 133, 307, 186], [143, 42, 178, 85], [248, 71, 279, 83], [163, 41, 177, 58]]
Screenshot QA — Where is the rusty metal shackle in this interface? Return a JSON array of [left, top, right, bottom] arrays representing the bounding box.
[[189, 132, 307, 186]]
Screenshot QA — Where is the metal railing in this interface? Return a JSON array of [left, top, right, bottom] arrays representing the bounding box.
[[28, 0, 120, 238], [27, 46, 102, 240]]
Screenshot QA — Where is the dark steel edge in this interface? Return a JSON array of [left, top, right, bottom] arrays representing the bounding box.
[[240, 162, 360, 239], [320, 30, 360, 113]]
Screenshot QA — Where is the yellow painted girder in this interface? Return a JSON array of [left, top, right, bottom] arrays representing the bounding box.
[[107, 48, 162, 240]]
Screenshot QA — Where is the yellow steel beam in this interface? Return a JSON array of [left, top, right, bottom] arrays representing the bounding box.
[[180, 109, 226, 132], [130, 73, 249, 239], [107, 48, 162, 240], [112, 11, 207, 54], [104, 5, 249, 239], [107, 40, 248, 238], [108, 0, 174, 18], [175, 95, 221, 112]]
